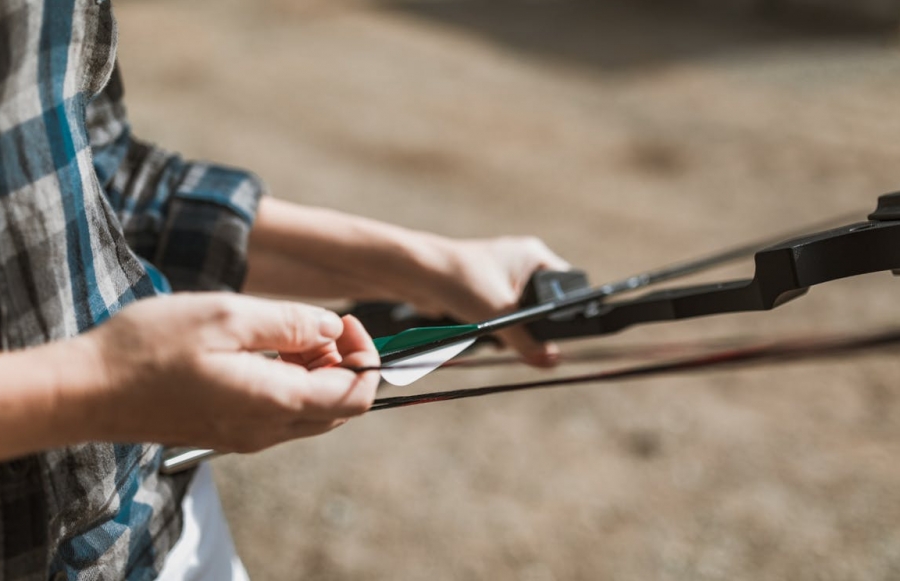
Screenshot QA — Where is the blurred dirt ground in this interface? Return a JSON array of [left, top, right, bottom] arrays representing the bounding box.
[[115, 1, 900, 579]]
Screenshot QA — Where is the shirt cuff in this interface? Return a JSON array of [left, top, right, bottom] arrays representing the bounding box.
[[154, 163, 265, 292]]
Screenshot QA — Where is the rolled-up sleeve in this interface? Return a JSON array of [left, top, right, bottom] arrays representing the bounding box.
[[85, 68, 264, 292]]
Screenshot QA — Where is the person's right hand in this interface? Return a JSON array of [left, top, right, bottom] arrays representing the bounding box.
[[76, 293, 379, 453]]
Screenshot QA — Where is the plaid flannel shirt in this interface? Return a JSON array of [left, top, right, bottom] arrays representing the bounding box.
[[0, 1, 264, 579]]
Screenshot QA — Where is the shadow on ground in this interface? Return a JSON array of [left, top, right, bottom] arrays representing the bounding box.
[[385, 0, 897, 72]]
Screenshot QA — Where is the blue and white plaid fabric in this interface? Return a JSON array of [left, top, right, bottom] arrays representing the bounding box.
[[0, 1, 264, 579]]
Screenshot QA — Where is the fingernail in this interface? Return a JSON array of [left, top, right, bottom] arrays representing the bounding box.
[[319, 311, 343, 338]]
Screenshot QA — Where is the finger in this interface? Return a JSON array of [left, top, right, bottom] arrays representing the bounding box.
[[496, 327, 561, 368], [286, 418, 349, 440], [210, 351, 371, 428], [299, 367, 379, 419], [305, 351, 343, 370], [301, 315, 380, 416], [207, 295, 344, 353], [237, 355, 376, 421], [280, 344, 342, 369], [335, 315, 380, 370]]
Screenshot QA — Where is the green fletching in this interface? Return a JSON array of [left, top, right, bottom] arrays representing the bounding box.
[[372, 335, 395, 352], [375, 324, 480, 355]]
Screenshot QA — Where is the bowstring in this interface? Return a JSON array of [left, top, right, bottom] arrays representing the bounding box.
[[364, 327, 900, 411]]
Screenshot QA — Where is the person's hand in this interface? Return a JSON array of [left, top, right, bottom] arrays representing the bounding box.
[[417, 236, 570, 366], [78, 293, 379, 452]]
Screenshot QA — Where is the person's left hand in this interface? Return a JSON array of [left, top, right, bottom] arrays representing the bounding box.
[[413, 236, 570, 367]]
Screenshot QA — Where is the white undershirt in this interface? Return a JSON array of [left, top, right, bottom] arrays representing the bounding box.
[[157, 463, 250, 581]]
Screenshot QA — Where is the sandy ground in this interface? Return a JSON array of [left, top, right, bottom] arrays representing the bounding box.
[[115, 1, 900, 579]]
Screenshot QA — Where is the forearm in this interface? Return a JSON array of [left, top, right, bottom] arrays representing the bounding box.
[[0, 338, 106, 461], [244, 197, 570, 364], [245, 197, 457, 304]]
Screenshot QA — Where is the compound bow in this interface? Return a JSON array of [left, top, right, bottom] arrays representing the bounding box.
[[160, 191, 900, 474]]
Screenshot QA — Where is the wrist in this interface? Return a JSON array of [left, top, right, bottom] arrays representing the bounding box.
[[44, 334, 119, 446], [377, 229, 461, 302], [0, 335, 115, 460]]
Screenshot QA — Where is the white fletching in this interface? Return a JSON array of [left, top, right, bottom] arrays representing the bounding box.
[[380, 338, 477, 386]]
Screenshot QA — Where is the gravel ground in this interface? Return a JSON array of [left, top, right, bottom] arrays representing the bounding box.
[[116, 1, 900, 579]]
